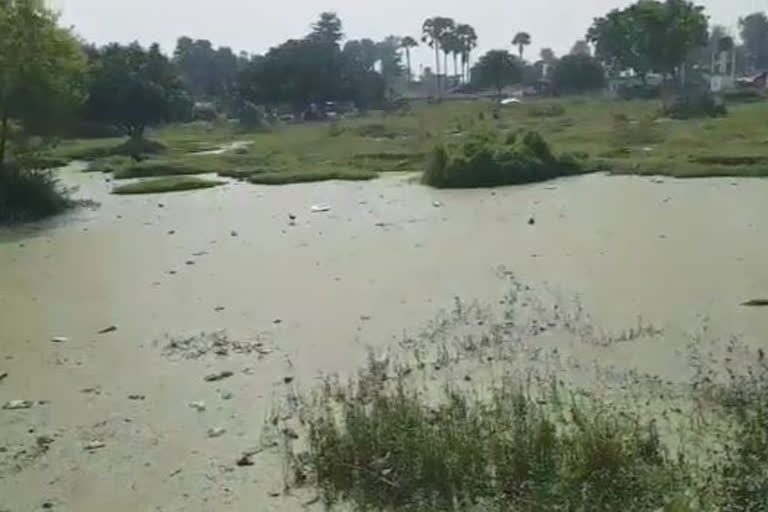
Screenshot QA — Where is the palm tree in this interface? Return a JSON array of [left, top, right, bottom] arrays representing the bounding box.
[[512, 31, 532, 60], [441, 30, 461, 84], [400, 36, 419, 82], [456, 24, 477, 83], [422, 17, 455, 95]]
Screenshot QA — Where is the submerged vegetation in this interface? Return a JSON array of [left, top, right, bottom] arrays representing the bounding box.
[[269, 282, 768, 511], [111, 176, 224, 195]]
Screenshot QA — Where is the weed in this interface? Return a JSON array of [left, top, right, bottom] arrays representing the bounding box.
[[0, 164, 74, 222], [111, 176, 224, 195]]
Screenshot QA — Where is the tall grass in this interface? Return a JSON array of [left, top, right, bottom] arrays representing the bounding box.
[[273, 281, 768, 511], [0, 164, 74, 223]]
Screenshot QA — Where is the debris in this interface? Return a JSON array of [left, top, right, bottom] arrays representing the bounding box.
[[214, 306, 226, 312], [268, 490, 282, 497], [500, 97, 522, 105], [221, 391, 234, 400], [169, 468, 183, 478], [207, 427, 226, 438], [204, 370, 234, 382], [36, 435, 55, 446], [158, 203, 165, 208], [230, 230, 238, 237], [642, 146, 654, 152], [311, 204, 331, 213], [360, 315, 372, 321], [185, 260, 196, 266], [168, 230, 176, 235], [128, 394, 146, 401], [528, 217, 536, 226], [42, 501, 54, 509], [84, 440, 106, 451], [0, 371, 7, 382], [432, 201, 442, 208], [188, 401, 207, 412], [741, 299, 768, 307], [3, 400, 33, 410], [282, 427, 299, 440], [236, 450, 259, 466], [80, 387, 101, 395], [283, 376, 294, 385], [651, 177, 665, 184], [98, 325, 118, 334], [163, 331, 269, 360], [273, 319, 283, 325], [288, 213, 297, 221], [50, 337, 69, 343], [464, 375, 473, 382]]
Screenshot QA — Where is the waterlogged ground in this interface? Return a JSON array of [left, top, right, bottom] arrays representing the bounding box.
[[1, 165, 768, 511]]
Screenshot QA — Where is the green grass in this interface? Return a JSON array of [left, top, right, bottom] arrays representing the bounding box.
[[272, 283, 768, 512], [45, 95, 768, 185], [111, 176, 224, 195], [247, 168, 376, 185]]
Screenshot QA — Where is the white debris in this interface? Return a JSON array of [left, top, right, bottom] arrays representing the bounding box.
[[3, 400, 33, 410], [51, 337, 69, 343], [188, 401, 207, 412], [84, 440, 106, 451], [207, 427, 227, 438], [311, 204, 332, 213]]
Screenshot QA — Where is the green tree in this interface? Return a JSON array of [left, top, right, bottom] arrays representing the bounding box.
[[310, 12, 344, 45], [552, 54, 605, 94], [442, 30, 462, 81], [377, 36, 403, 82], [173, 37, 240, 102], [85, 42, 185, 140], [739, 12, 768, 70], [471, 49, 523, 98], [0, 0, 86, 170], [400, 36, 419, 81], [456, 24, 478, 83], [570, 40, 591, 56], [540, 48, 557, 63], [512, 32, 532, 60], [588, 0, 708, 84], [422, 17, 455, 95]]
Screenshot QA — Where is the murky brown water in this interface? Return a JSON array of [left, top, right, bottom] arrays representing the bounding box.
[[1, 165, 767, 510]]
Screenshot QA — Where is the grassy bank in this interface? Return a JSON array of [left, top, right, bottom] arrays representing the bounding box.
[[270, 283, 768, 511], [0, 165, 75, 223], [45, 96, 768, 187], [111, 176, 224, 195]]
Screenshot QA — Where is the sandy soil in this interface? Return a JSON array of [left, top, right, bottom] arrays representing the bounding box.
[[1, 166, 767, 511]]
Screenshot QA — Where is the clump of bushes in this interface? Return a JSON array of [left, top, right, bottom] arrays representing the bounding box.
[[663, 92, 727, 119], [422, 130, 586, 188], [0, 164, 74, 223]]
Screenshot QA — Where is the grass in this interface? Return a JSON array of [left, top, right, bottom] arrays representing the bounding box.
[[270, 282, 768, 512], [44, 94, 768, 185], [0, 164, 74, 223], [247, 168, 376, 185], [111, 176, 224, 195]]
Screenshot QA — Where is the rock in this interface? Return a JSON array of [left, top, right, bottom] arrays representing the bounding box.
[[3, 400, 33, 410], [283, 376, 294, 385], [207, 427, 226, 438], [98, 325, 118, 334], [528, 217, 536, 226], [50, 337, 69, 343], [84, 440, 106, 451], [204, 371, 234, 382], [128, 394, 146, 401], [188, 401, 207, 412]]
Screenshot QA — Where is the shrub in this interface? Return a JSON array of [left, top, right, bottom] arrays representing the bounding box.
[[612, 114, 661, 146], [526, 103, 566, 118], [236, 101, 267, 130], [0, 164, 73, 223], [663, 92, 727, 119], [422, 130, 586, 188]]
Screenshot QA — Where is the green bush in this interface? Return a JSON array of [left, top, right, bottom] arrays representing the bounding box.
[[663, 93, 727, 120], [422, 130, 586, 188], [526, 103, 566, 118], [0, 164, 73, 223]]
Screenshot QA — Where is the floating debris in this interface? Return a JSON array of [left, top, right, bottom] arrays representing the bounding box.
[[207, 427, 227, 439], [311, 204, 332, 213], [98, 325, 118, 334], [188, 401, 207, 412], [50, 337, 69, 343], [3, 400, 33, 410], [204, 370, 234, 382], [84, 440, 106, 451], [741, 299, 768, 307]]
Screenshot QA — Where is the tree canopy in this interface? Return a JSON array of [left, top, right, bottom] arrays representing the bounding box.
[[552, 54, 605, 94], [512, 32, 532, 60], [471, 50, 523, 96], [0, 0, 86, 168], [739, 12, 768, 70]]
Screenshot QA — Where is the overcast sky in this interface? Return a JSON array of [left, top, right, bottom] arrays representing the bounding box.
[[53, 0, 766, 68]]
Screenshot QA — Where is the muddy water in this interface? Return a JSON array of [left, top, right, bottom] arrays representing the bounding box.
[[1, 165, 768, 511]]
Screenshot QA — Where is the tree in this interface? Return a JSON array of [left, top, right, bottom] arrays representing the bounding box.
[[739, 12, 768, 70], [441, 30, 462, 82], [588, 0, 708, 84], [85, 42, 185, 140], [400, 36, 419, 81], [173, 37, 240, 102], [377, 36, 403, 82], [552, 54, 605, 94], [540, 48, 557, 63], [471, 49, 523, 98], [0, 0, 86, 170], [343, 39, 378, 71], [512, 32, 531, 60], [456, 24, 478, 83], [422, 17, 455, 95], [570, 40, 591, 56], [310, 12, 343, 45]]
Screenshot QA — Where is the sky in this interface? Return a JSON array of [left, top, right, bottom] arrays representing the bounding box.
[[52, 0, 767, 69]]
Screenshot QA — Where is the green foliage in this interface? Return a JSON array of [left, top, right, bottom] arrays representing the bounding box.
[[612, 113, 661, 146], [247, 168, 375, 185], [552, 55, 606, 94], [0, 164, 72, 222], [471, 50, 523, 95], [588, 0, 708, 81], [173, 37, 245, 102], [512, 31, 532, 60], [663, 92, 727, 119], [526, 103, 566, 118], [739, 12, 768, 70], [423, 130, 585, 188], [84, 42, 186, 138], [111, 176, 223, 195]]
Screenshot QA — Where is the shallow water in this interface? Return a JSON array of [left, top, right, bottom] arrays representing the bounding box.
[[1, 165, 767, 510]]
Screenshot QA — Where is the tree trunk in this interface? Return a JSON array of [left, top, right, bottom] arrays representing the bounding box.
[[453, 54, 459, 82], [444, 53, 448, 86], [406, 49, 412, 82], [0, 108, 8, 173], [435, 46, 441, 97]]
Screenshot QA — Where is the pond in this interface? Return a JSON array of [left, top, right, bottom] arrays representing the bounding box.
[[1, 167, 767, 510]]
